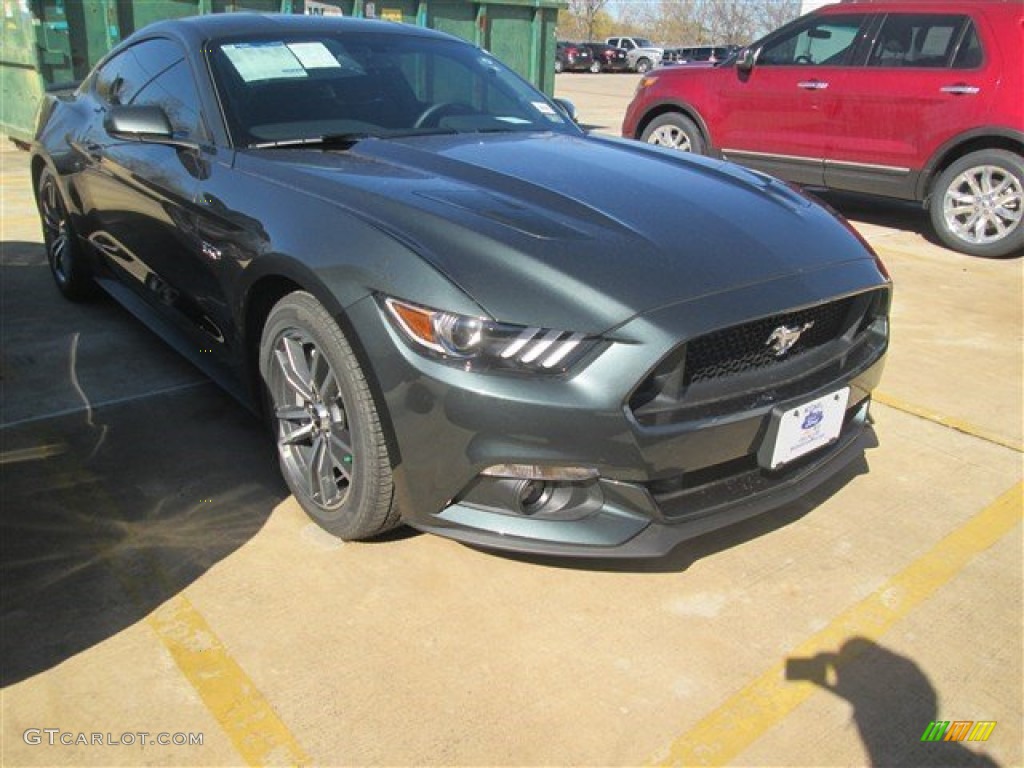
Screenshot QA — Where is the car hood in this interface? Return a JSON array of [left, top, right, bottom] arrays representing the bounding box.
[[241, 132, 877, 333]]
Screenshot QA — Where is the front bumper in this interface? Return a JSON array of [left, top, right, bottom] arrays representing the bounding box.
[[349, 261, 889, 558]]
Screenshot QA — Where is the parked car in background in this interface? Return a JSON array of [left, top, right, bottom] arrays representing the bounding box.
[[606, 35, 663, 73], [663, 45, 739, 65], [555, 41, 594, 73], [32, 13, 891, 557], [582, 42, 630, 73], [622, 1, 1024, 257]]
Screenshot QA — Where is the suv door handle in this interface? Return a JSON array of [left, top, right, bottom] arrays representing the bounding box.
[[940, 83, 980, 95], [797, 80, 829, 90]]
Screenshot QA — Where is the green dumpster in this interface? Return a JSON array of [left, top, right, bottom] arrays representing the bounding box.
[[0, 0, 563, 143]]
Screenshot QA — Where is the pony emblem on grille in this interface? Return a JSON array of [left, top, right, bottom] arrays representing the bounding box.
[[766, 321, 815, 356]]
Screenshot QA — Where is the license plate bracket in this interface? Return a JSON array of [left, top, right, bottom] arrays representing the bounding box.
[[758, 388, 850, 470]]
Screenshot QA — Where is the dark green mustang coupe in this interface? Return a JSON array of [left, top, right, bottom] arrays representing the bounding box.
[[32, 14, 890, 557]]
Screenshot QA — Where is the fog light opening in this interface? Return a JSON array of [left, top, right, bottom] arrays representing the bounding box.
[[517, 479, 553, 515]]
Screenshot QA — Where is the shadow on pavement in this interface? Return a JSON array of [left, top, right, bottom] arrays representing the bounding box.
[[787, 637, 1000, 767], [1, 242, 289, 687]]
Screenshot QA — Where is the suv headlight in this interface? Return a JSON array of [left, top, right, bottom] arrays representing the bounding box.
[[382, 296, 597, 373]]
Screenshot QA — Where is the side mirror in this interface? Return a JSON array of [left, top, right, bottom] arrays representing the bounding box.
[[553, 97, 578, 123], [104, 105, 197, 149], [736, 48, 757, 73]]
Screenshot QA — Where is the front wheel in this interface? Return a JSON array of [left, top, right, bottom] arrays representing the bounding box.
[[640, 113, 705, 154], [554, 59, 564, 74], [589, 60, 602, 74], [929, 149, 1024, 258], [260, 291, 399, 540]]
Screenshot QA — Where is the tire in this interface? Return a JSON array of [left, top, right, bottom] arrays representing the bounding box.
[[635, 57, 653, 74], [260, 291, 399, 540], [929, 149, 1024, 258], [640, 112, 705, 154], [589, 60, 602, 74], [554, 59, 564, 74], [36, 167, 96, 301]]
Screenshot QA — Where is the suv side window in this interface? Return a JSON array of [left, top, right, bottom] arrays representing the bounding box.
[[759, 15, 868, 66], [952, 21, 982, 69], [868, 14, 969, 68]]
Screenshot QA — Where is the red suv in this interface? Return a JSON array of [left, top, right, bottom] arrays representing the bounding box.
[[622, 1, 1023, 257]]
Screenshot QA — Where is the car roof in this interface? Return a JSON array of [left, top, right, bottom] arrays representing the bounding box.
[[123, 12, 456, 48], [819, 0, 1018, 12]]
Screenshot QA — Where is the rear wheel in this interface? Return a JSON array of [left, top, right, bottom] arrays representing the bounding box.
[[260, 291, 399, 540], [635, 57, 653, 74], [37, 167, 96, 301], [929, 149, 1024, 258], [641, 113, 705, 154], [554, 58, 564, 74]]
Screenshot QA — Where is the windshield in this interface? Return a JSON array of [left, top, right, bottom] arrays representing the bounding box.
[[208, 32, 577, 147]]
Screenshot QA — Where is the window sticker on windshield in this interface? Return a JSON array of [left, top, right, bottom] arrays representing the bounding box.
[[532, 101, 556, 115], [286, 42, 341, 69], [222, 42, 308, 82]]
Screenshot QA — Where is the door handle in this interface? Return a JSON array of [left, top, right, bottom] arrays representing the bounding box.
[[940, 83, 980, 95], [797, 80, 829, 90]]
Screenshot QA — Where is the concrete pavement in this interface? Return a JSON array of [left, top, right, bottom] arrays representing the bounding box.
[[1, 77, 1021, 767]]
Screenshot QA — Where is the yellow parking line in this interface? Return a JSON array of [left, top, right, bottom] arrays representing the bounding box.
[[149, 595, 311, 766], [47, 461, 310, 767], [873, 391, 1023, 453], [655, 481, 1023, 767]]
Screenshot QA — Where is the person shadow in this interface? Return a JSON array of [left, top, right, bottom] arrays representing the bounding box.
[[786, 637, 1000, 767]]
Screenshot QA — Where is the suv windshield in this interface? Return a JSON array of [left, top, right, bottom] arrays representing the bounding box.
[[208, 33, 576, 147]]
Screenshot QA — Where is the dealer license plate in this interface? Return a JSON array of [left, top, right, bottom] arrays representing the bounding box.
[[761, 388, 850, 470]]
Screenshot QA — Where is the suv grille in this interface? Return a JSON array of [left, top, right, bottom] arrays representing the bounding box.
[[685, 299, 851, 385]]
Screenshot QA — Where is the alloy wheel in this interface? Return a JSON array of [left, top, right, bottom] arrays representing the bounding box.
[[648, 125, 693, 152], [942, 164, 1023, 246], [39, 175, 72, 285], [269, 329, 354, 511]]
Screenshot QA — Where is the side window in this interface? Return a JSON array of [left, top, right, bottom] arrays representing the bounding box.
[[94, 39, 184, 105], [759, 15, 867, 66], [868, 14, 968, 68], [131, 59, 205, 140], [621, 39, 635, 50], [952, 20, 983, 69]]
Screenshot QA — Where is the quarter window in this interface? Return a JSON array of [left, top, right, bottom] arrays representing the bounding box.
[[868, 14, 969, 68], [759, 15, 867, 66], [94, 39, 184, 105]]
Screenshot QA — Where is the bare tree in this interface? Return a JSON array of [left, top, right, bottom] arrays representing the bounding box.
[[569, 0, 612, 42]]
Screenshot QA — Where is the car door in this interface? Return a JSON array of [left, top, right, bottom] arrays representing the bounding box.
[[825, 12, 998, 199], [78, 38, 236, 355], [715, 13, 871, 186]]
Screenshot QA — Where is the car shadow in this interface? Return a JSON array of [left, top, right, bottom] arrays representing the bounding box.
[[0, 242, 289, 687]]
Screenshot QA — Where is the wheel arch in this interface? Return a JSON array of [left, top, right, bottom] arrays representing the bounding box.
[[918, 128, 1024, 203], [633, 101, 714, 154], [241, 268, 403, 468]]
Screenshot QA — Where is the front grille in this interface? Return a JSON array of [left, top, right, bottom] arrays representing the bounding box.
[[685, 299, 852, 385], [628, 289, 889, 425]]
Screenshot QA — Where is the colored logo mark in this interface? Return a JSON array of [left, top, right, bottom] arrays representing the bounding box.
[[921, 720, 996, 742]]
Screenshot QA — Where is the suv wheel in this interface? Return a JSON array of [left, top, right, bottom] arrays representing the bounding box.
[[589, 60, 602, 74], [930, 149, 1024, 258], [635, 57, 653, 74], [641, 113, 705, 154], [554, 59, 563, 74]]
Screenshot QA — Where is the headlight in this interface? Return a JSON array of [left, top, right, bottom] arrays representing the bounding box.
[[382, 296, 596, 373]]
